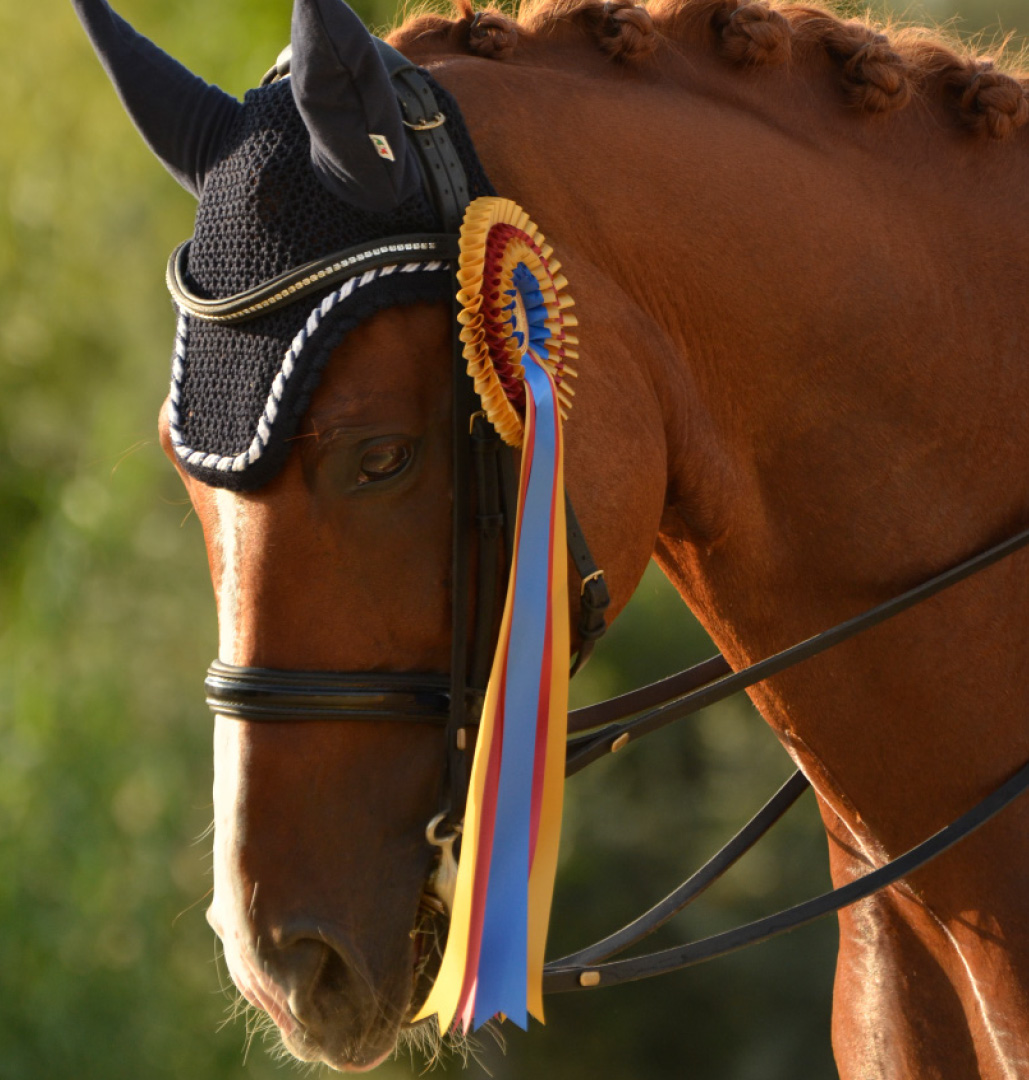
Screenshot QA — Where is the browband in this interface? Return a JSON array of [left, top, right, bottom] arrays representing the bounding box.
[[167, 233, 460, 323]]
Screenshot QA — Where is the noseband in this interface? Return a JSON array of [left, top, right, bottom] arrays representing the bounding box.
[[183, 42, 1029, 1000], [204, 663, 456, 724]]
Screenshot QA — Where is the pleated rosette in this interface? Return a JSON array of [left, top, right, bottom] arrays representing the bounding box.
[[455, 197, 578, 444], [415, 197, 578, 1032]]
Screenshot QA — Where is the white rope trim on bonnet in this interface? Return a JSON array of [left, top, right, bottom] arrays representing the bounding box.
[[167, 260, 447, 474]]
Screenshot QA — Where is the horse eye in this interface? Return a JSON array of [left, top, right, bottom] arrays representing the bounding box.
[[357, 441, 412, 486]]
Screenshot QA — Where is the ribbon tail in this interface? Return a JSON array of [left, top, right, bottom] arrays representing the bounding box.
[[413, 392, 536, 1033], [527, 370, 568, 1023], [416, 356, 569, 1033]]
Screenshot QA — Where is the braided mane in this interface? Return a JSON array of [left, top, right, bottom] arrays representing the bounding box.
[[391, 0, 1029, 138]]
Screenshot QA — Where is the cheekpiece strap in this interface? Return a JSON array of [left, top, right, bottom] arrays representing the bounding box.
[[375, 41, 479, 825], [374, 40, 469, 232]]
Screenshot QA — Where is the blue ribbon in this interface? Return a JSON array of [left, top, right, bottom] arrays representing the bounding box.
[[472, 353, 559, 1029]]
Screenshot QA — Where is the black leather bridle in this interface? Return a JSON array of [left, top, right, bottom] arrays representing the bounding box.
[[185, 46, 1029, 998], [184, 44, 611, 834]]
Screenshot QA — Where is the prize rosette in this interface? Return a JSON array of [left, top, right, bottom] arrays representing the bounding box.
[[455, 197, 578, 446], [415, 198, 579, 1034]]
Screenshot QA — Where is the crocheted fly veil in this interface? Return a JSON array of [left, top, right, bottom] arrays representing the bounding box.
[[74, 0, 493, 491], [167, 75, 494, 490]]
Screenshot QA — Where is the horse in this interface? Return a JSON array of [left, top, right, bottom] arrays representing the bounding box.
[[75, 0, 1029, 1073]]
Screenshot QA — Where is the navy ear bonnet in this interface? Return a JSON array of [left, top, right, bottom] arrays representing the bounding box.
[[170, 76, 493, 491], [72, 0, 495, 491]]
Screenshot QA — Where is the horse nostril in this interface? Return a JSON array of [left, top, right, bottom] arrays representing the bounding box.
[[273, 939, 329, 1029], [271, 934, 370, 1039], [248, 931, 402, 1070]]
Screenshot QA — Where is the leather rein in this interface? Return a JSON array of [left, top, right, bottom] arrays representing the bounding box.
[[187, 47, 1029, 997]]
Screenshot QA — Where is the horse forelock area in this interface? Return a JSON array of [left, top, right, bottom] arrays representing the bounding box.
[[391, 0, 1029, 140]]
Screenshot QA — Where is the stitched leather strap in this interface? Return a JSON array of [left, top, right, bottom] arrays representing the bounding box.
[[205, 660, 470, 723], [375, 40, 469, 232], [544, 758, 1029, 992], [566, 519, 1029, 775], [375, 45, 477, 820]]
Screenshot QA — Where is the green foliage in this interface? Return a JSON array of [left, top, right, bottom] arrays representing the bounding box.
[[2, 1, 1022, 1077]]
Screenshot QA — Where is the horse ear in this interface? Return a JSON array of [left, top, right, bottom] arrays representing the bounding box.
[[290, 0, 422, 212], [72, 0, 243, 198]]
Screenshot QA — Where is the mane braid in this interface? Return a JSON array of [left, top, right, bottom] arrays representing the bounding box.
[[390, 0, 1029, 138]]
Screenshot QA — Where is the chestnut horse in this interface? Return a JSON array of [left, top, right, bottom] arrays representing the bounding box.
[[82, 0, 1029, 1073]]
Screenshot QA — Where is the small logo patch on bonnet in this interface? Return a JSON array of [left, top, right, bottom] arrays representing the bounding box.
[[369, 133, 395, 161]]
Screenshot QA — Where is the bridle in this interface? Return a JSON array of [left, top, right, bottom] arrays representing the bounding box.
[[179, 44, 1029, 999], [180, 41, 610, 843]]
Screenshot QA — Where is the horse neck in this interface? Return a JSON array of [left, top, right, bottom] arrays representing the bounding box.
[[430, 42, 1029, 847]]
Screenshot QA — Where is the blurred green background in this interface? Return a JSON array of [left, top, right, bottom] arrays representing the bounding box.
[[1, 2, 1023, 1077]]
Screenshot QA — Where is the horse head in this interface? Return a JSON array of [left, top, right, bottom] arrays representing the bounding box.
[[160, 301, 457, 1069], [76, 0, 470, 1067], [75, 0, 664, 1067]]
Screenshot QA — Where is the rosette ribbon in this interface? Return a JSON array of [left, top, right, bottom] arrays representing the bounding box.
[[415, 197, 579, 1032]]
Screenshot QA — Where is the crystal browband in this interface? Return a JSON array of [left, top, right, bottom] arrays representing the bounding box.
[[167, 233, 461, 323]]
